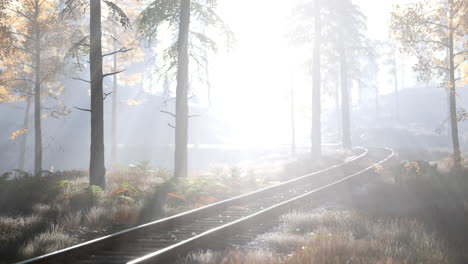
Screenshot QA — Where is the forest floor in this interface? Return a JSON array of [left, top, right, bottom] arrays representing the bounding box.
[[178, 155, 468, 264], [0, 149, 350, 263]]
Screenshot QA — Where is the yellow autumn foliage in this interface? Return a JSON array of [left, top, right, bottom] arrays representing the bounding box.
[[9, 128, 27, 140]]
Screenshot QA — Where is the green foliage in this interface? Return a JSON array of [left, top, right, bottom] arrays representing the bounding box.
[[103, 0, 131, 29], [138, 0, 233, 86], [0, 173, 63, 215]]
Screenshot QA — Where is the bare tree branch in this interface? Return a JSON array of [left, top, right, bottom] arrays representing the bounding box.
[[161, 110, 176, 118], [102, 47, 132, 58], [454, 50, 468, 57], [74, 106, 91, 112], [103, 69, 125, 78], [72, 77, 91, 83], [6, 7, 33, 23], [168, 123, 175, 129], [103, 92, 112, 101]]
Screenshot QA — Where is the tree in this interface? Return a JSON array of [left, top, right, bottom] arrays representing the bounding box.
[[62, 0, 132, 188], [331, 0, 366, 149], [293, 0, 366, 150], [139, 0, 232, 178], [382, 42, 400, 123], [1, 0, 69, 174], [311, 0, 322, 158], [102, 3, 143, 167], [391, 0, 467, 168], [88, 0, 106, 187]]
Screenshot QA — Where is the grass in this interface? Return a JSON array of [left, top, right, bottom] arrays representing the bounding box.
[[0, 153, 346, 263], [0, 166, 167, 263], [19, 225, 74, 259], [182, 159, 468, 264], [0, 215, 49, 263], [177, 250, 285, 264], [281, 210, 448, 264], [183, 210, 449, 264], [347, 162, 468, 263]]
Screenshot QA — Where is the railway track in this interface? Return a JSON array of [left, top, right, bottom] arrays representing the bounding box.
[[17, 147, 394, 264]]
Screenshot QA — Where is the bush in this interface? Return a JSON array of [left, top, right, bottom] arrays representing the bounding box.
[[0, 174, 64, 215], [347, 164, 468, 263]]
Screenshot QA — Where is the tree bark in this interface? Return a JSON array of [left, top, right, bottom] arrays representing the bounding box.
[[19, 95, 31, 171], [448, 10, 461, 168], [338, 30, 352, 149], [174, 0, 191, 178], [89, 0, 106, 188], [33, 0, 42, 174], [311, 0, 322, 158], [111, 39, 118, 166]]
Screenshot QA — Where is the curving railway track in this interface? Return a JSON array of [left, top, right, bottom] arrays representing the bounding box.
[[17, 147, 395, 264]]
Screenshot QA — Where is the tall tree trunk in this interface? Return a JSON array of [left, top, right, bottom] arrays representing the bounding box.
[[338, 30, 351, 149], [448, 13, 461, 168], [174, 0, 190, 178], [33, 2, 42, 174], [311, 0, 322, 158], [111, 39, 118, 166], [19, 95, 31, 170], [290, 74, 296, 157], [89, 0, 106, 188]]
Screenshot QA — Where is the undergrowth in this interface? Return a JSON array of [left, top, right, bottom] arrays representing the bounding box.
[[0, 154, 343, 263]]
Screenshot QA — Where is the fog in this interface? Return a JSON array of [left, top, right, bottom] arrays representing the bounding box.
[[0, 0, 466, 173], [1, 0, 468, 263]]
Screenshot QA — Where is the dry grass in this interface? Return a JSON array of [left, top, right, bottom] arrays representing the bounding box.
[[19, 225, 75, 259], [61, 211, 82, 230], [84, 207, 108, 230], [258, 232, 307, 253], [0, 167, 169, 262], [177, 250, 285, 264], [183, 210, 449, 264], [0, 215, 49, 263], [284, 211, 448, 264], [110, 201, 143, 225]]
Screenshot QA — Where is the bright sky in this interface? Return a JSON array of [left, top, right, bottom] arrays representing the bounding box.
[[206, 0, 417, 146]]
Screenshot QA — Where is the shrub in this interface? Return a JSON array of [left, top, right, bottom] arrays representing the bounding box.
[[0, 174, 64, 214]]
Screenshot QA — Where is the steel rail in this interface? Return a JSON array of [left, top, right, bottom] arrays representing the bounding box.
[[16, 147, 371, 264], [131, 147, 395, 264]]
